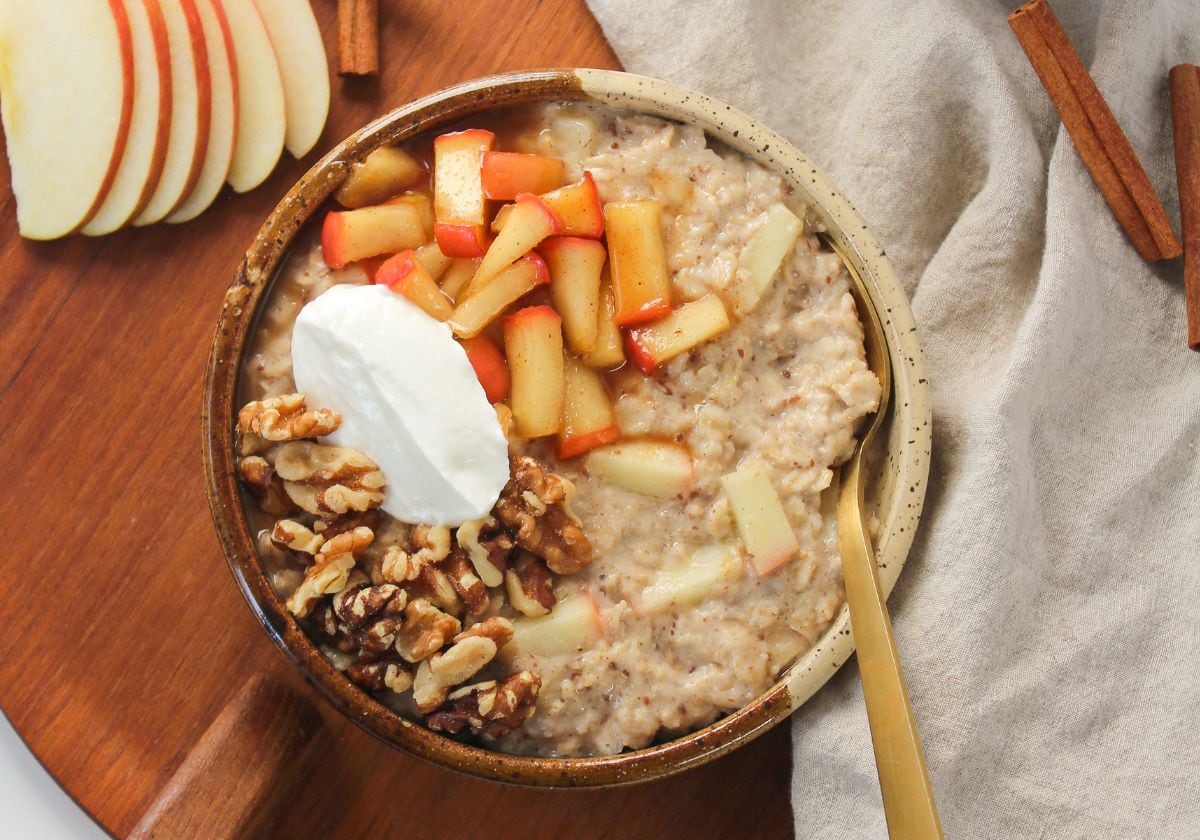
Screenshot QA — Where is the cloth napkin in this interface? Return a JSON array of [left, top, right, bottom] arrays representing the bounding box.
[[585, 0, 1200, 836]]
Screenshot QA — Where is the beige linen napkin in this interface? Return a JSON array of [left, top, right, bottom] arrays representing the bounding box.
[[586, 0, 1200, 835]]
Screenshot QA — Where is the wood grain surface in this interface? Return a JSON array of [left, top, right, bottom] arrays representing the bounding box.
[[0, 1, 797, 837]]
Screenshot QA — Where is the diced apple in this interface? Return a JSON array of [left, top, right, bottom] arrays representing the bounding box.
[[585, 440, 693, 499], [542, 236, 605, 354], [741, 203, 803, 301], [414, 238, 452, 279], [490, 202, 513, 234], [375, 250, 452, 320], [433, 128, 493, 225], [448, 255, 549, 338], [321, 203, 427, 269], [558, 357, 618, 459], [541, 172, 604, 238], [434, 222, 492, 258], [386, 191, 435, 238], [503, 306, 565, 438], [625, 293, 731, 373], [501, 592, 605, 660], [335, 146, 424, 208], [720, 464, 800, 575], [460, 334, 510, 403], [482, 151, 566, 200], [582, 275, 625, 369], [438, 257, 481, 303], [356, 254, 387, 283], [470, 194, 563, 291], [638, 545, 743, 613], [604, 200, 672, 326]]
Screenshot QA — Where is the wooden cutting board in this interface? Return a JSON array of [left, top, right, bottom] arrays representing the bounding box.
[[0, 1, 801, 836]]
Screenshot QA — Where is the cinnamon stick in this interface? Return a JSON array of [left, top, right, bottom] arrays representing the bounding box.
[[1170, 64, 1200, 351], [1008, 0, 1182, 263], [338, 0, 379, 76]]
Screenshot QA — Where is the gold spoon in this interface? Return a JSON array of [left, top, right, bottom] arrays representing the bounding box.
[[822, 233, 943, 839]]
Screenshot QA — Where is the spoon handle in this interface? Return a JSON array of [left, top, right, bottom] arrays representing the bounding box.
[[838, 459, 943, 840]]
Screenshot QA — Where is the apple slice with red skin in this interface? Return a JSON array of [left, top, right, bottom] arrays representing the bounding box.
[[376, 250, 452, 320], [438, 257, 482, 303], [355, 254, 387, 283], [625, 293, 731, 374], [468, 193, 562, 294], [221, 0, 285, 193], [433, 128, 492, 256], [252, 0, 329, 159], [336, 146, 425, 208], [541, 236, 606, 355], [721, 464, 800, 576], [434, 222, 493, 258], [582, 272, 625, 369], [558, 357, 619, 459], [321, 203, 426, 269], [503, 305, 565, 438], [604, 199, 673, 326], [586, 439, 694, 499], [414, 238, 452, 279], [449, 254, 549, 339], [541, 172, 604, 238], [482, 151, 566, 200], [459, 334, 510, 403], [501, 591, 605, 660]]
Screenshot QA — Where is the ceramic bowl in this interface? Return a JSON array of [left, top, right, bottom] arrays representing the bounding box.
[[202, 68, 932, 787]]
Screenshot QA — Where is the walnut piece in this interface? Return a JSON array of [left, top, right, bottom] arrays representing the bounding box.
[[271, 519, 325, 555], [454, 616, 514, 649], [425, 671, 542, 738], [394, 599, 461, 663], [505, 553, 556, 617], [238, 393, 341, 442], [275, 442, 385, 517], [411, 635, 500, 713], [285, 526, 374, 617], [346, 657, 414, 694], [380, 525, 451, 583], [455, 516, 514, 588], [333, 583, 408, 654], [444, 549, 489, 616], [495, 455, 592, 574], [238, 456, 294, 516]]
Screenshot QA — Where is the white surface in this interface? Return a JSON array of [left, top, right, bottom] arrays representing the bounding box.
[[586, 0, 1200, 836], [293, 284, 510, 525], [0, 713, 104, 838]]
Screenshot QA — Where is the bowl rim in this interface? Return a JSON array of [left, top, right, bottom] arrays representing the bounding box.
[[202, 68, 932, 787]]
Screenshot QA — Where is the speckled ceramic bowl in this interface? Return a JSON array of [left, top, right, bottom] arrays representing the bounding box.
[[203, 69, 932, 787]]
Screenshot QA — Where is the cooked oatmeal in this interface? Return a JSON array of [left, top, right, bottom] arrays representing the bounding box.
[[238, 103, 880, 757]]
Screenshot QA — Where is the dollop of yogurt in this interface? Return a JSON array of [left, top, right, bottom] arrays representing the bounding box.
[[291, 283, 509, 526]]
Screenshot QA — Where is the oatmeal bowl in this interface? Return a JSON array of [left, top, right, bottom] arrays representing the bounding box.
[[203, 69, 931, 786]]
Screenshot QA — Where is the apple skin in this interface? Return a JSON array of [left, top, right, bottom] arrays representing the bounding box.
[[460, 334, 510, 403], [376, 249, 452, 320], [624, 293, 731, 373], [435, 222, 492, 258], [624, 331, 659, 375], [471, 194, 563, 291], [482, 151, 567, 200], [448, 255, 549, 339]]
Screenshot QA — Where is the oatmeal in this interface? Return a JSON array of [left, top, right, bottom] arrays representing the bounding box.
[[237, 103, 881, 757]]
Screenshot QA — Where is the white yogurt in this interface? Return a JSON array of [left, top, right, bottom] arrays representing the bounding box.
[[291, 283, 509, 526]]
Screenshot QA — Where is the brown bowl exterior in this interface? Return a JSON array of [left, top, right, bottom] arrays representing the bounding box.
[[203, 69, 932, 787]]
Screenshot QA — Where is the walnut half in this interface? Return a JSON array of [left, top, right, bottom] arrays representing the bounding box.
[[425, 671, 542, 738], [285, 526, 374, 618], [495, 455, 592, 575], [412, 635, 500, 713], [238, 393, 341, 442], [274, 441, 385, 517]]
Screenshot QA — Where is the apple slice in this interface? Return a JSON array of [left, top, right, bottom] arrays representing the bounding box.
[[542, 236, 605, 354], [638, 545, 743, 613], [433, 128, 492, 254], [540, 172, 604, 238], [721, 464, 800, 575], [221, 0, 285, 192], [438, 258, 482, 303], [604, 200, 673, 326], [134, 0, 211, 225], [558, 357, 618, 459], [448, 254, 549, 339], [585, 440, 694, 499], [460, 334, 510, 403], [626, 293, 731, 374], [335, 146, 424, 209], [469, 194, 562, 293], [490, 202, 513, 234], [251, 0, 328, 158], [168, 0, 237, 223], [741, 203, 803, 301], [0, 0, 133, 239], [82, 0, 171, 235], [434, 223, 492, 258], [376, 250, 452, 320], [414, 239, 452, 279], [501, 592, 605, 660], [582, 274, 625, 369], [388, 192, 434, 239], [482, 151, 566, 200], [503, 306, 565, 438], [321, 204, 427, 269]]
